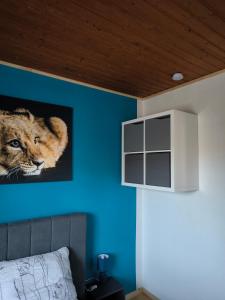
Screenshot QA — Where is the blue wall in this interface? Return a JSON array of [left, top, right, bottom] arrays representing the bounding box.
[[0, 65, 137, 292]]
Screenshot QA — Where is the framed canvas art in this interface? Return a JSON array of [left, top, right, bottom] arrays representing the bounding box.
[[0, 95, 73, 184]]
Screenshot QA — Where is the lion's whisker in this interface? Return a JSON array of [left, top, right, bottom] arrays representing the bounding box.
[[0, 170, 7, 176], [15, 169, 20, 181], [8, 166, 19, 174], [7, 166, 20, 179]]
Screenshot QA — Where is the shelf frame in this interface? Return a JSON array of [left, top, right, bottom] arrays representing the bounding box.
[[122, 110, 198, 192]]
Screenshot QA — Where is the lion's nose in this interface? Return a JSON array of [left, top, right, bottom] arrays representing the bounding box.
[[32, 160, 44, 167]]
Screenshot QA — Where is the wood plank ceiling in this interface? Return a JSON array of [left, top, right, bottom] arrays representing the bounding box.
[[1, 0, 225, 98]]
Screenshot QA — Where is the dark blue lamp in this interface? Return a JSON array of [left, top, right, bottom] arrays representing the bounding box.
[[97, 253, 110, 282]]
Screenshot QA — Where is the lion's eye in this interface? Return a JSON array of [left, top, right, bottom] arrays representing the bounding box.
[[34, 136, 40, 144], [8, 139, 21, 149]]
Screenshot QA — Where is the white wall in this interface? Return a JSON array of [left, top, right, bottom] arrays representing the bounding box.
[[137, 73, 225, 300]]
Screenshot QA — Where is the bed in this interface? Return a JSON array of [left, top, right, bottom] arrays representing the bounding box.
[[0, 213, 87, 300]]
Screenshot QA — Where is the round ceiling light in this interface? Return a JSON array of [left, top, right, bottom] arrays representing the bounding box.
[[171, 72, 184, 81]]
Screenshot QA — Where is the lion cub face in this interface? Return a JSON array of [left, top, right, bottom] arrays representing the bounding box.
[[0, 109, 68, 177]]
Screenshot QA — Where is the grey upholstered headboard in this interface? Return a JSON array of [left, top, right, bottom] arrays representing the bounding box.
[[0, 213, 87, 300]]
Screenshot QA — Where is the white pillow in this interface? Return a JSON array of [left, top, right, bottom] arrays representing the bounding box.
[[0, 247, 77, 300]]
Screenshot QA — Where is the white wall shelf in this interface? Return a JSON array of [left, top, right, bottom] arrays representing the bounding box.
[[122, 110, 198, 192]]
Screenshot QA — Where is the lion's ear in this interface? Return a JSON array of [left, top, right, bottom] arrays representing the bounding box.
[[47, 117, 68, 151], [0, 109, 11, 115], [0, 110, 11, 120], [13, 108, 34, 122]]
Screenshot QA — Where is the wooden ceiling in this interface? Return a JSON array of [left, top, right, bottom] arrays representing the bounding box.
[[1, 0, 225, 98]]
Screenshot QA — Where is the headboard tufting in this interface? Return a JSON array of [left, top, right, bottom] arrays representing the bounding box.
[[0, 213, 87, 300]]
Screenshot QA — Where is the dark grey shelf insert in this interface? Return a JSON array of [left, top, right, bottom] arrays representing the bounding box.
[[146, 152, 171, 187], [125, 153, 144, 184], [124, 121, 144, 152], [145, 116, 170, 151]]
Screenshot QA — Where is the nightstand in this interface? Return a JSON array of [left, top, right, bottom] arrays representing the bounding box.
[[85, 277, 125, 300]]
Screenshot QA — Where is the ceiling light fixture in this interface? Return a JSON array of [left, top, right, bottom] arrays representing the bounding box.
[[171, 72, 184, 81]]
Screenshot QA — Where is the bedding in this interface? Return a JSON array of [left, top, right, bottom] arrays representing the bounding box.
[[0, 247, 77, 300]]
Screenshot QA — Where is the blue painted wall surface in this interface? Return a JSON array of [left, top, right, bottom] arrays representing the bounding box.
[[0, 65, 137, 292]]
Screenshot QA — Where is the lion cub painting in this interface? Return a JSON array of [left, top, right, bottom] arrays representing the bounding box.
[[0, 95, 72, 184]]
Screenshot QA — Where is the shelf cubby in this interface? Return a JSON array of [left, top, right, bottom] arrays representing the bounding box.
[[124, 153, 144, 184], [146, 152, 171, 187], [124, 121, 144, 153], [145, 116, 170, 151]]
